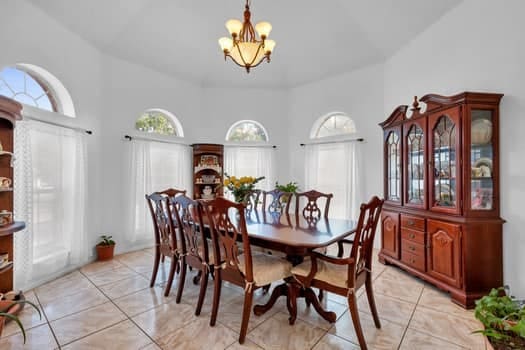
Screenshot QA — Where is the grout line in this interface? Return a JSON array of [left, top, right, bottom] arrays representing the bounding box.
[[396, 283, 425, 350], [33, 291, 62, 349]]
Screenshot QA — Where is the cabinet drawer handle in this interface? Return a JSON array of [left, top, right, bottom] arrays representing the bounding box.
[[409, 246, 415, 251], [408, 220, 415, 226], [409, 233, 415, 239], [410, 259, 416, 264]]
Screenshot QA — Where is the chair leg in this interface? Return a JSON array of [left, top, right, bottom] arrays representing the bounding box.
[[193, 270, 202, 285], [239, 288, 254, 344], [195, 268, 208, 316], [318, 289, 324, 302], [365, 277, 381, 328], [164, 256, 178, 297], [161, 254, 165, 263], [150, 250, 160, 287], [262, 284, 271, 294], [210, 270, 222, 327], [347, 291, 367, 350], [175, 257, 187, 303]]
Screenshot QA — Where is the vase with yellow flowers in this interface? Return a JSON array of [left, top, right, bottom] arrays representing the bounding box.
[[223, 173, 265, 203]]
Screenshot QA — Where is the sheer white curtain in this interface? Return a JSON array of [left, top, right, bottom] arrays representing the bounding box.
[[224, 146, 276, 194], [304, 141, 363, 220], [14, 119, 88, 290], [125, 139, 191, 246]]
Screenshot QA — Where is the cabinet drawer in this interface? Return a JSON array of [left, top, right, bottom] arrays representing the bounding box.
[[401, 228, 425, 245], [401, 239, 425, 257], [401, 215, 425, 231], [401, 250, 425, 271]]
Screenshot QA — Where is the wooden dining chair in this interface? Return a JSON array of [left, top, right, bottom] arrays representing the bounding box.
[[157, 188, 186, 265], [291, 196, 384, 350], [262, 189, 293, 215], [295, 190, 333, 224], [145, 192, 181, 296], [244, 189, 262, 214], [202, 197, 293, 344], [171, 195, 212, 315]]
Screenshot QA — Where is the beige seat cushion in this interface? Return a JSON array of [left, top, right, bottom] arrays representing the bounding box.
[[291, 259, 349, 289], [238, 254, 292, 287]]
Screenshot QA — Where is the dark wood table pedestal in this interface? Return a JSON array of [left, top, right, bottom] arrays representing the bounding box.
[[253, 278, 337, 325]]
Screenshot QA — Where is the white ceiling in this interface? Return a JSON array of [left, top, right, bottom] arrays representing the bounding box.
[[26, 0, 461, 88]]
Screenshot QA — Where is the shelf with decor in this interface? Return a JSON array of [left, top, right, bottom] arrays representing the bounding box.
[[0, 96, 25, 293], [379, 92, 504, 308], [192, 144, 224, 200]]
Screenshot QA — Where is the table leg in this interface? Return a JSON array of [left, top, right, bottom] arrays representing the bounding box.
[[253, 283, 287, 316]]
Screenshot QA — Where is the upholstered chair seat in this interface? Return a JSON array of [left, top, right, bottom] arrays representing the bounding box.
[[238, 254, 292, 287], [292, 258, 348, 289]]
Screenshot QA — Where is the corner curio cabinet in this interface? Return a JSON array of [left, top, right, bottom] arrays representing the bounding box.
[[192, 144, 224, 200], [379, 92, 504, 308]]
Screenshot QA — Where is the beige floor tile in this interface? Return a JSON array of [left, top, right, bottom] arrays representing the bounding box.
[[400, 328, 465, 350], [418, 285, 476, 320], [142, 247, 155, 255], [35, 271, 94, 303], [247, 312, 326, 349], [132, 302, 196, 340], [61, 320, 151, 350], [80, 259, 124, 277], [372, 274, 423, 304], [41, 287, 109, 321], [330, 310, 406, 349], [409, 305, 485, 349], [181, 282, 244, 316], [357, 292, 416, 327], [117, 251, 156, 272], [156, 318, 238, 350], [226, 339, 264, 350], [1, 291, 46, 338], [50, 302, 126, 346], [380, 266, 424, 285], [295, 297, 348, 330], [312, 333, 360, 350], [113, 285, 168, 317], [139, 343, 162, 350], [0, 324, 58, 350], [99, 274, 149, 299], [87, 265, 138, 286]]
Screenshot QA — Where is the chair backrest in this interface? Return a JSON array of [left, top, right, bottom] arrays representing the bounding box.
[[171, 194, 208, 264], [262, 189, 293, 214], [201, 197, 253, 285], [245, 189, 262, 213], [158, 188, 187, 198], [349, 196, 384, 282], [295, 190, 333, 222], [145, 192, 178, 254]]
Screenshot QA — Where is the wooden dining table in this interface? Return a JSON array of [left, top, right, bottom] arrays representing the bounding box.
[[243, 210, 357, 324]]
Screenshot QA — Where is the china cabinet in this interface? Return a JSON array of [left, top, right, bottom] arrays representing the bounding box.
[[379, 92, 504, 308], [0, 96, 25, 293], [192, 144, 224, 200]]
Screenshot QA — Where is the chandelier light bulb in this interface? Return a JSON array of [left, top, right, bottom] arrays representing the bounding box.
[[218, 37, 233, 53], [264, 39, 276, 54], [255, 21, 272, 39], [225, 19, 243, 37]]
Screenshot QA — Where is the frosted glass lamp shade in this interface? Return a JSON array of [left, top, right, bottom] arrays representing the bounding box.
[[264, 39, 276, 54], [255, 21, 272, 38], [231, 42, 266, 66], [219, 37, 233, 52], [226, 19, 243, 36]]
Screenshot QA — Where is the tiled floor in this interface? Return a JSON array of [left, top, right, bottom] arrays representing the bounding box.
[[0, 248, 487, 349]]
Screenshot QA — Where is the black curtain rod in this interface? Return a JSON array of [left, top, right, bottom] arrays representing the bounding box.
[[300, 138, 364, 146], [25, 116, 92, 134], [124, 134, 190, 146]]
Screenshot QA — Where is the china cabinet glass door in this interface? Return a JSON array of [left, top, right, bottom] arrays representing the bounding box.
[[386, 130, 401, 203], [429, 109, 461, 214], [469, 109, 494, 211], [405, 123, 425, 208]]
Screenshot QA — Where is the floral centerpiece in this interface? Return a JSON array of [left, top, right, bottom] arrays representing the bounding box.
[[223, 173, 265, 203]]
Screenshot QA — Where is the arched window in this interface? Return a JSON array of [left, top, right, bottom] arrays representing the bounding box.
[[226, 120, 269, 142], [135, 109, 184, 137], [311, 112, 356, 139], [0, 64, 75, 117]]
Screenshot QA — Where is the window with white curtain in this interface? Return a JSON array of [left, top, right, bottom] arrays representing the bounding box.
[[305, 112, 362, 219], [126, 138, 192, 246]]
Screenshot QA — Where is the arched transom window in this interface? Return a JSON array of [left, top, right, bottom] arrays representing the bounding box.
[[226, 120, 269, 142], [0, 66, 56, 112], [135, 109, 184, 137], [312, 113, 356, 138]]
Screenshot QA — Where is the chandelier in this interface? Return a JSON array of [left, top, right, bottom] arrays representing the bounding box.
[[218, 0, 275, 73]]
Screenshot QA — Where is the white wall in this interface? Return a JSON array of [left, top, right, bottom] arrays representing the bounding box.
[[0, 0, 104, 253], [384, 0, 525, 296], [288, 64, 384, 201]]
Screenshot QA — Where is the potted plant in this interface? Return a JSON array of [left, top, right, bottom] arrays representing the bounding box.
[[0, 297, 41, 343], [96, 235, 116, 261], [275, 181, 299, 194], [474, 286, 525, 350]]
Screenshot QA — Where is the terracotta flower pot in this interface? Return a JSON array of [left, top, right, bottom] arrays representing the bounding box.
[[96, 244, 115, 261]]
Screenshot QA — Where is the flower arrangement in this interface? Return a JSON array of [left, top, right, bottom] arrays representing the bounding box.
[[223, 173, 265, 203]]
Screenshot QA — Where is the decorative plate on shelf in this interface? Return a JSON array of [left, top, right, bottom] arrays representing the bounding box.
[[471, 118, 492, 145], [474, 157, 493, 175]]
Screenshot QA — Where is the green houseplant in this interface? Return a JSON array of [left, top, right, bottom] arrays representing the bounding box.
[[0, 298, 41, 343], [275, 181, 299, 193], [474, 287, 525, 350], [96, 235, 116, 261]]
